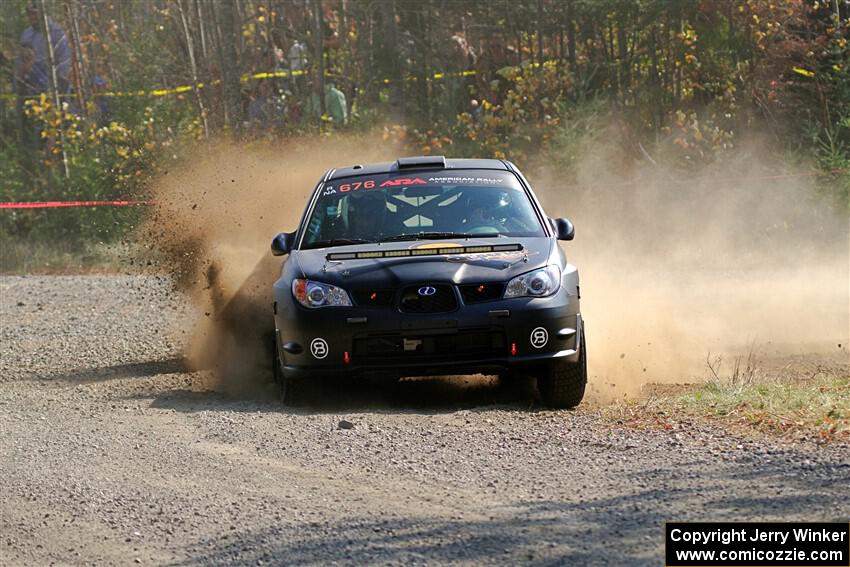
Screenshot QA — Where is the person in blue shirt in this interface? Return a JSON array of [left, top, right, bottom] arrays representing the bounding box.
[[19, 2, 71, 94]]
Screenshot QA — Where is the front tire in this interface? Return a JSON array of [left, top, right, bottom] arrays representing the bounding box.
[[537, 322, 587, 408], [272, 335, 305, 406]]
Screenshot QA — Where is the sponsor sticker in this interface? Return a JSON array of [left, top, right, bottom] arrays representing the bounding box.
[[413, 242, 463, 250], [380, 178, 427, 187], [320, 174, 510, 195], [530, 327, 549, 349], [310, 338, 329, 359], [427, 176, 505, 185]]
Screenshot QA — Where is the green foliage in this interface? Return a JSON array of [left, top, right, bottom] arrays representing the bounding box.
[[446, 61, 566, 161], [681, 375, 850, 441], [1, 0, 848, 259], [814, 126, 850, 210], [608, 373, 850, 442], [0, 94, 200, 246]]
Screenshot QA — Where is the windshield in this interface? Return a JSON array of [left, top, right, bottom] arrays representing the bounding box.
[[300, 170, 544, 248]]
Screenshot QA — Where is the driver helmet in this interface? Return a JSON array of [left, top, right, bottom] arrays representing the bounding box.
[[346, 190, 388, 235], [470, 189, 511, 221]]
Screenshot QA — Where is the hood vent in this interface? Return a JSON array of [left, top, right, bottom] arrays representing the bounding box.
[[396, 156, 447, 170]]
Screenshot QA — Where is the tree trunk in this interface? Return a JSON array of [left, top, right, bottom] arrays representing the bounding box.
[[219, 0, 242, 131], [617, 15, 629, 104], [38, 0, 70, 179], [537, 0, 545, 64], [566, 0, 576, 72], [649, 25, 661, 135], [195, 0, 209, 64], [339, 0, 353, 115], [424, 0, 433, 124], [177, 0, 210, 137], [63, 0, 87, 117], [313, 0, 326, 123], [379, 0, 402, 119]]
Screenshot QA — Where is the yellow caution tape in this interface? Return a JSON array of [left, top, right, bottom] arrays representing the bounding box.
[[791, 66, 816, 78], [0, 62, 526, 101]]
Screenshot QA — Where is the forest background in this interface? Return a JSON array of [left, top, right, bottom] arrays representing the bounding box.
[[0, 0, 847, 263]]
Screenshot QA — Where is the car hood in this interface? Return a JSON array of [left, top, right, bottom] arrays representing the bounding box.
[[290, 237, 554, 287]]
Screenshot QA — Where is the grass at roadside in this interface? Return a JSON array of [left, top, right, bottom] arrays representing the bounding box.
[[607, 372, 850, 443], [0, 239, 134, 274]]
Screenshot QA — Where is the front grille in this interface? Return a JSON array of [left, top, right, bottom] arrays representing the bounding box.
[[399, 284, 458, 314], [353, 329, 506, 362], [351, 289, 395, 308], [459, 283, 505, 304]]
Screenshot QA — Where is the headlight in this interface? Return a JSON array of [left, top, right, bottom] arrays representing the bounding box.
[[292, 278, 352, 308], [504, 266, 561, 298]]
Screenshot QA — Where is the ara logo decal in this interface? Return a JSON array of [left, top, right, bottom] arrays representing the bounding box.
[[310, 338, 329, 359], [322, 187, 337, 196], [530, 327, 548, 349], [417, 286, 437, 296], [379, 178, 427, 187]]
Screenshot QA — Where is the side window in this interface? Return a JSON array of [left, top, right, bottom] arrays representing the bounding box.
[[305, 206, 324, 243], [304, 197, 343, 243]]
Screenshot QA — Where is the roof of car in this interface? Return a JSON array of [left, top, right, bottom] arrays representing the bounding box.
[[325, 157, 510, 181]]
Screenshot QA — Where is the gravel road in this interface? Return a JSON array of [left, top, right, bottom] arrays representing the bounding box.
[[1, 275, 848, 566]]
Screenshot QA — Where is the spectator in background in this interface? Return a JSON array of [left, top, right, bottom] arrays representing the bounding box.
[[287, 39, 309, 72], [92, 75, 111, 124], [324, 81, 347, 127], [443, 29, 476, 114], [66, 74, 111, 123], [474, 38, 514, 107], [13, 44, 40, 97], [13, 44, 42, 153], [298, 80, 346, 128], [448, 31, 476, 70], [286, 38, 309, 97], [20, 2, 71, 94], [248, 79, 284, 131]]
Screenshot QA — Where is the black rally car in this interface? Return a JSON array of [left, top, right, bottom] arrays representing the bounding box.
[[270, 156, 585, 407]]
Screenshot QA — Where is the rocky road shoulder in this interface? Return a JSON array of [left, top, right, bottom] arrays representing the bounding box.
[[1, 276, 847, 566]]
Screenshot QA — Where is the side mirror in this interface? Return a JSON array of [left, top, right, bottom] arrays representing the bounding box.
[[553, 218, 575, 241], [271, 232, 295, 256]]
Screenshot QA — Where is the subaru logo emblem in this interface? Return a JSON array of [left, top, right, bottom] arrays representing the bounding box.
[[418, 286, 437, 296]]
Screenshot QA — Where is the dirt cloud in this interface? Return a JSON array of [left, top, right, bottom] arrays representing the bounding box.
[[140, 131, 848, 402], [532, 132, 849, 400], [140, 135, 400, 395]]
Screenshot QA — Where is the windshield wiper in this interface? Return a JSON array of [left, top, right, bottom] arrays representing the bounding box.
[[379, 232, 501, 243], [302, 238, 373, 249]]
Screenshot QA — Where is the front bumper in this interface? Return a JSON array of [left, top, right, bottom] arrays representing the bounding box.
[[274, 286, 581, 379]]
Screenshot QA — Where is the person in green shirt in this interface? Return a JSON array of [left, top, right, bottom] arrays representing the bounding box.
[[324, 81, 347, 126]]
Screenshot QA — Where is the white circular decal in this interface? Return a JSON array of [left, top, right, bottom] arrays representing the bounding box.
[[530, 327, 549, 349], [310, 338, 329, 359]]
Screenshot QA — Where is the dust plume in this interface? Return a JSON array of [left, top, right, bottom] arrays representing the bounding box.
[[140, 135, 399, 395], [140, 128, 847, 403], [533, 131, 849, 400]]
